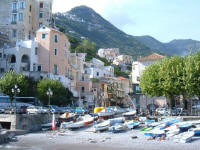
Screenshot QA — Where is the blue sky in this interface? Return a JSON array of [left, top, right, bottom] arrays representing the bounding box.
[[53, 0, 200, 43]]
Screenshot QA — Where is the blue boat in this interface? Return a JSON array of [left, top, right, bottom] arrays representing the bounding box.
[[179, 123, 192, 132]]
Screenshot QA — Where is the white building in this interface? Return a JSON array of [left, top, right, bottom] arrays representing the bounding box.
[[113, 55, 133, 66], [97, 48, 120, 62], [85, 58, 114, 79], [131, 53, 164, 84]]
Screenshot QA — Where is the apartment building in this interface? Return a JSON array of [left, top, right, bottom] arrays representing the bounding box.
[[97, 48, 120, 62], [0, 0, 53, 44]]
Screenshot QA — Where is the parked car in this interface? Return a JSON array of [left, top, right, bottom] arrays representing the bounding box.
[[27, 106, 41, 114], [192, 104, 200, 110], [75, 107, 88, 114], [60, 107, 74, 113], [20, 106, 28, 114], [4, 106, 21, 114], [172, 108, 188, 116], [47, 105, 64, 114], [156, 108, 170, 116], [0, 106, 5, 114], [38, 106, 50, 114]]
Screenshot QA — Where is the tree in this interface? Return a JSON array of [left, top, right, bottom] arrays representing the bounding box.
[[37, 78, 73, 106], [184, 50, 200, 99], [0, 70, 28, 105]]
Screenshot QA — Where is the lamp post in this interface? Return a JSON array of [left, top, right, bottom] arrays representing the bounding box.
[[46, 88, 53, 106], [11, 84, 20, 114]]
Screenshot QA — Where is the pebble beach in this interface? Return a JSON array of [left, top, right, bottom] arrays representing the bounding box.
[[1, 126, 200, 150]]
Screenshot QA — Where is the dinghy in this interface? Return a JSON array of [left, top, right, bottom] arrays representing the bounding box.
[[94, 120, 110, 132], [173, 131, 194, 143], [109, 123, 126, 133], [124, 121, 140, 129]]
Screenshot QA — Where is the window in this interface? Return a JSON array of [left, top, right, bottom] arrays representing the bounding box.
[[54, 48, 57, 56], [54, 35, 58, 43], [28, 31, 31, 40], [0, 53, 2, 58], [19, 13, 24, 21], [3, 54, 6, 58], [33, 64, 36, 71], [96, 72, 99, 76], [20, 2, 25, 9], [29, 16, 31, 23], [12, 2, 17, 11], [137, 76, 140, 81], [40, 2, 43, 8], [42, 33, 46, 39], [29, 5, 31, 12], [35, 47, 38, 55], [54, 65, 58, 75], [0, 68, 4, 73], [39, 23, 42, 27], [12, 29, 17, 38], [38, 65, 42, 72], [39, 13, 43, 18], [81, 87, 85, 93], [12, 14, 17, 22]]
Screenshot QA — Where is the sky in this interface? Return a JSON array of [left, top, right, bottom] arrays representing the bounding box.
[[53, 0, 200, 43]]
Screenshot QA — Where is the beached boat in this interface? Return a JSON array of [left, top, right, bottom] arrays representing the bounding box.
[[109, 117, 125, 126], [94, 120, 110, 132], [41, 123, 52, 131], [97, 111, 115, 118], [189, 128, 200, 136], [58, 112, 77, 125], [140, 127, 153, 132], [109, 123, 126, 133], [124, 121, 140, 129], [60, 121, 84, 129], [178, 123, 192, 132], [173, 131, 194, 143], [122, 110, 136, 117]]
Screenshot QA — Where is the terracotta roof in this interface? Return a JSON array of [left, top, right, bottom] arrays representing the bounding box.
[[137, 53, 164, 62], [118, 76, 128, 80]]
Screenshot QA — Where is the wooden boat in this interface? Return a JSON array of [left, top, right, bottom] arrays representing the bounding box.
[[124, 121, 140, 129], [60, 121, 84, 129], [58, 112, 77, 125]]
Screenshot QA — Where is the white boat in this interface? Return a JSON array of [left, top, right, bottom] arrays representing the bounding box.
[[122, 110, 136, 116], [94, 120, 110, 132], [109, 123, 126, 133], [124, 121, 140, 129], [109, 117, 125, 126], [60, 121, 84, 129], [173, 131, 194, 143], [97, 111, 115, 118]]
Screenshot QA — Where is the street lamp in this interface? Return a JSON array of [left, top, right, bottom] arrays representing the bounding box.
[[11, 84, 20, 114], [46, 88, 53, 106]]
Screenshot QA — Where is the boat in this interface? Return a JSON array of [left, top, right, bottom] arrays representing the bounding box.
[[82, 115, 94, 126], [189, 128, 200, 136], [41, 123, 52, 131], [97, 108, 115, 118], [173, 131, 194, 143], [124, 121, 140, 129], [60, 121, 84, 129], [94, 120, 110, 132], [178, 123, 192, 132], [140, 127, 153, 132], [109, 117, 125, 126], [122, 110, 136, 117], [144, 128, 166, 138], [109, 123, 126, 133], [58, 112, 77, 125]]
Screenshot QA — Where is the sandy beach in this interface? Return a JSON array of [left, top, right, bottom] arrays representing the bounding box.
[[1, 126, 200, 150]]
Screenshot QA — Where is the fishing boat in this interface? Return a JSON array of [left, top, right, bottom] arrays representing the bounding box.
[[140, 126, 153, 132], [189, 128, 200, 136], [94, 120, 110, 132], [41, 123, 52, 131], [124, 121, 140, 129], [58, 112, 77, 125], [109, 123, 126, 133]]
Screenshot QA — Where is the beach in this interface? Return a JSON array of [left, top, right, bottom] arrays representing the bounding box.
[[1, 127, 200, 150]]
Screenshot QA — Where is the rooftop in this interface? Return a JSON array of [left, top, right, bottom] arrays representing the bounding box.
[[137, 53, 164, 62]]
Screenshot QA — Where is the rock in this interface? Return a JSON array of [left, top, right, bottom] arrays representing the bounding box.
[[105, 137, 111, 140], [131, 136, 138, 139], [90, 140, 97, 143]]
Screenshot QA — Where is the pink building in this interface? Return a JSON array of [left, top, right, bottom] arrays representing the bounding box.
[[36, 26, 70, 76]]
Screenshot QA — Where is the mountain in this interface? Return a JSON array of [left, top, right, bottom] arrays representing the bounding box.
[[135, 36, 200, 56], [54, 6, 200, 58], [54, 6, 153, 59]]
